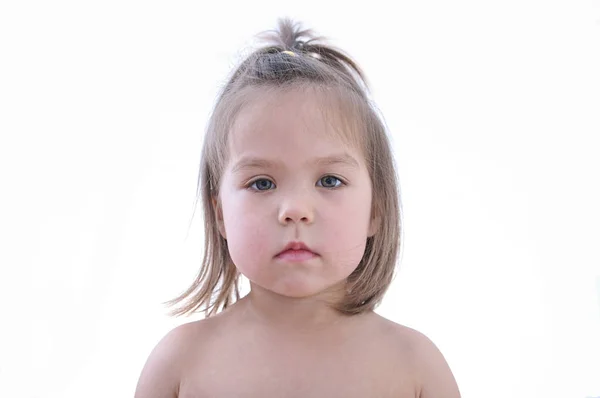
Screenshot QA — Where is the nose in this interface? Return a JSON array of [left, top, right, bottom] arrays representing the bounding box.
[[278, 194, 314, 225]]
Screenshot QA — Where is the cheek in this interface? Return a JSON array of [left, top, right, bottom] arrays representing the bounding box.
[[319, 189, 373, 265], [327, 185, 372, 233], [220, 193, 272, 273]]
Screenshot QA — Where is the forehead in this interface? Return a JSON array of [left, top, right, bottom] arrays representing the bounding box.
[[228, 86, 364, 161]]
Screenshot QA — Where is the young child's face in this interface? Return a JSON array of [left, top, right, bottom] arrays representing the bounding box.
[[217, 88, 377, 299]]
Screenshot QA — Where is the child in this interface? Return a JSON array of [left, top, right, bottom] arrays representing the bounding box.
[[135, 18, 461, 398]]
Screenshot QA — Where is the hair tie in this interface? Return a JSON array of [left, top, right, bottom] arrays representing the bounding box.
[[281, 50, 297, 56]]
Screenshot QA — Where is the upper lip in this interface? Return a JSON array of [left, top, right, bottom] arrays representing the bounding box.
[[277, 241, 317, 255]]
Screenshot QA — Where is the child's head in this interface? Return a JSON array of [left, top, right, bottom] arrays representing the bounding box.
[[166, 18, 401, 317]]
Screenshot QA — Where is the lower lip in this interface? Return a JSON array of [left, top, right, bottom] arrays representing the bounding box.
[[276, 249, 318, 262]]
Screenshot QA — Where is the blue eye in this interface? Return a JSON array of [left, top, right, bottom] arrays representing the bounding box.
[[249, 178, 275, 191], [317, 175, 343, 188]]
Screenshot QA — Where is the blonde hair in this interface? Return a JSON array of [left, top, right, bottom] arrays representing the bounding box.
[[164, 18, 402, 317]]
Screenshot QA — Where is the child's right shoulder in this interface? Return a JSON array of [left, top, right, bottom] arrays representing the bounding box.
[[134, 319, 212, 398]]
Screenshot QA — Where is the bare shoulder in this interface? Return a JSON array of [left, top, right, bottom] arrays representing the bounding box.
[[134, 320, 210, 398], [375, 316, 461, 398]]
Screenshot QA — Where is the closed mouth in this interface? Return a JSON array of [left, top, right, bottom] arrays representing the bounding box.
[[276, 241, 318, 257]]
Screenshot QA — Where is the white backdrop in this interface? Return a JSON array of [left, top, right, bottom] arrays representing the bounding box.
[[1, 1, 599, 397]]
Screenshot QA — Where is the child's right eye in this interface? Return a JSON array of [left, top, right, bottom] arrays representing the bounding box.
[[249, 178, 276, 191]]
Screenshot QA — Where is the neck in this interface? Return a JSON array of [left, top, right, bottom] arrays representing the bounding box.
[[238, 283, 350, 334]]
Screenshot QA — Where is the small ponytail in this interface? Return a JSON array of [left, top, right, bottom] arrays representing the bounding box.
[[257, 17, 323, 52], [255, 17, 370, 91]]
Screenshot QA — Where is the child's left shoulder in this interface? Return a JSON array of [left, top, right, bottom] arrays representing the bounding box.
[[370, 314, 461, 398]]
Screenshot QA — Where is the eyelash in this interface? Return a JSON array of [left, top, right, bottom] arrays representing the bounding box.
[[246, 175, 346, 191]]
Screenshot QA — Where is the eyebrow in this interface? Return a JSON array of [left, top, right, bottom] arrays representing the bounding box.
[[231, 153, 360, 174]]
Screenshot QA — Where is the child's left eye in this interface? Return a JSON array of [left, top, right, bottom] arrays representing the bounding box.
[[317, 175, 344, 188]]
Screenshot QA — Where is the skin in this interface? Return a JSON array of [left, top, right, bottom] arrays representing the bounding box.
[[214, 86, 378, 331], [134, 87, 462, 398]]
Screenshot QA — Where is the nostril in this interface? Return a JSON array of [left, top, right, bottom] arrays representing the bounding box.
[[285, 216, 309, 223]]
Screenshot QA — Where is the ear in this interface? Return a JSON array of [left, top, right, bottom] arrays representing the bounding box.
[[211, 196, 227, 239], [367, 213, 381, 238]]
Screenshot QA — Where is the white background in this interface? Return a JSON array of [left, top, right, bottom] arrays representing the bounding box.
[[1, 1, 599, 397]]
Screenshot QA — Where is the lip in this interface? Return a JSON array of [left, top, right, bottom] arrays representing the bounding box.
[[276, 249, 318, 262], [275, 241, 319, 262], [277, 241, 315, 255]]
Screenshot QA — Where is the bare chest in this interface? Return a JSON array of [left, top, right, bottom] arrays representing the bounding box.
[[178, 331, 418, 398]]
